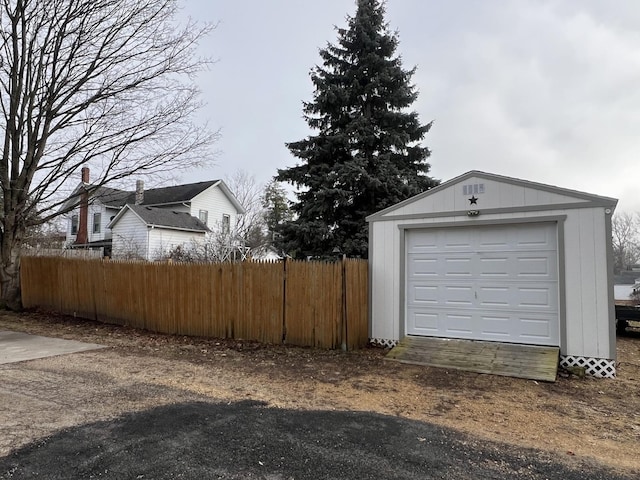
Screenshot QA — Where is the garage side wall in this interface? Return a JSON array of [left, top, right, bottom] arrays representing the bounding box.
[[369, 207, 616, 376], [560, 208, 616, 368]]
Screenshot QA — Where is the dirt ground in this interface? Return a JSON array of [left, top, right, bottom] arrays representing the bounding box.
[[1, 311, 639, 476]]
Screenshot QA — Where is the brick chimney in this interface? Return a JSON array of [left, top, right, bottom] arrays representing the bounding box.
[[135, 180, 144, 205], [75, 167, 89, 245]]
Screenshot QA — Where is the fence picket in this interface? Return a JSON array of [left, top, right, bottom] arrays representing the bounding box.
[[20, 256, 369, 349]]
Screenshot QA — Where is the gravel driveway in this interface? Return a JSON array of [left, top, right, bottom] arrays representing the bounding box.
[[0, 400, 631, 479], [1, 311, 639, 478]]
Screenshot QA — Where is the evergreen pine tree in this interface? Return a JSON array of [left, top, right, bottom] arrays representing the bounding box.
[[276, 0, 438, 258], [262, 179, 293, 253]]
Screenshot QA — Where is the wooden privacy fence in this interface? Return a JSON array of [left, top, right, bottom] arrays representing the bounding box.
[[20, 257, 369, 350]]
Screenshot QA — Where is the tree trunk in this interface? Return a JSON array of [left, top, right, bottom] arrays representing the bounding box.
[[0, 215, 24, 310], [0, 248, 22, 310]]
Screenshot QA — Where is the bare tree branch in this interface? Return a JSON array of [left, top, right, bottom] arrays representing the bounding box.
[[224, 169, 267, 250], [0, 0, 218, 307], [612, 212, 640, 274]]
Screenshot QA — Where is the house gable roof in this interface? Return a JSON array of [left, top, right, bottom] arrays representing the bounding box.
[[138, 180, 219, 206], [108, 205, 210, 233], [367, 170, 618, 222], [93, 186, 131, 208], [62, 179, 245, 214], [59, 183, 130, 212]]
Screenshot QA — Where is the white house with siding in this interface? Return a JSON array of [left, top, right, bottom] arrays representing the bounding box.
[[108, 205, 209, 260], [62, 167, 245, 259], [367, 171, 618, 378]]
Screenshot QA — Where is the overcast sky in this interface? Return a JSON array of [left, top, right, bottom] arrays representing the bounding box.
[[178, 0, 640, 213]]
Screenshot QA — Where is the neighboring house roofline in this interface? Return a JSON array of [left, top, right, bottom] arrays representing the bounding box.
[[60, 184, 131, 212], [134, 180, 218, 206], [58, 182, 93, 212], [133, 179, 245, 214], [62, 179, 245, 214]]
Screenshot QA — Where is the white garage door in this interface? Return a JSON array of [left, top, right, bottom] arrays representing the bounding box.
[[406, 223, 559, 346]]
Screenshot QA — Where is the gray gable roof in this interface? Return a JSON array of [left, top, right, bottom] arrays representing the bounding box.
[[92, 186, 131, 208], [96, 180, 220, 207], [62, 179, 237, 211], [139, 180, 219, 206], [114, 205, 210, 232]]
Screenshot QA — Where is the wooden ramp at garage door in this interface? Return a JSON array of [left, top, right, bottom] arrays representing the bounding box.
[[386, 336, 559, 382]]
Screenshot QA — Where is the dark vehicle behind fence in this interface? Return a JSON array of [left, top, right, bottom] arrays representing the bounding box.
[[615, 304, 640, 333]]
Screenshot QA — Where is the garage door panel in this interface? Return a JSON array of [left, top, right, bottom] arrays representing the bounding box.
[[444, 313, 473, 334], [411, 285, 438, 304], [478, 229, 510, 249], [478, 286, 510, 306], [408, 257, 439, 276], [518, 287, 552, 308], [479, 315, 511, 337], [515, 224, 554, 248], [443, 285, 474, 306], [478, 257, 510, 277], [444, 257, 473, 277], [516, 256, 555, 279], [411, 311, 439, 332], [478, 283, 556, 311], [478, 254, 556, 280], [519, 316, 554, 340], [407, 238, 439, 253], [442, 229, 473, 250], [406, 223, 559, 346]]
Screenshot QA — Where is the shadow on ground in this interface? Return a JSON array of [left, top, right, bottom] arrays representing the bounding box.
[[0, 401, 632, 480]]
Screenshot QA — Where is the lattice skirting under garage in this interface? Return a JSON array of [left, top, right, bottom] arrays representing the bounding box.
[[559, 355, 616, 379], [370, 338, 398, 349]]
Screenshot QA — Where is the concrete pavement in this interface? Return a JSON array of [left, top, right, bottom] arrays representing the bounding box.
[[0, 331, 105, 364]]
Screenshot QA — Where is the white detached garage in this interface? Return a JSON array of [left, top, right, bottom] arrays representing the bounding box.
[[368, 171, 618, 378]]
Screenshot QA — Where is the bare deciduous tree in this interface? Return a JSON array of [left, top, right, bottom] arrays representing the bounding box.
[[0, 0, 217, 307], [223, 170, 267, 252], [156, 233, 250, 263], [612, 212, 640, 274]]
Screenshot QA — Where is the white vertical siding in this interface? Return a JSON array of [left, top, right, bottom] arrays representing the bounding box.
[[111, 210, 149, 259], [191, 185, 240, 232], [64, 201, 115, 244], [87, 203, 106, 242], [370, 221, 400, 341], [380, 176, 592, 218], [560, 207, 613, 359], [64, 212, 75, 244], [102, 207, 120, 239], [593, 211, 614, 358], [148, 228, 206, 260], [111, 210, 206, 260]]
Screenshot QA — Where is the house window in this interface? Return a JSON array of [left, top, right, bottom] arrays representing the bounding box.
[[71, 214, 78, 235], [222, 214, 230, 234], [93, 212, 101, 234], [199, 209, 208, 226]]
